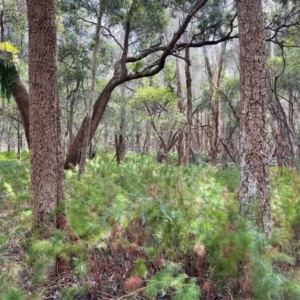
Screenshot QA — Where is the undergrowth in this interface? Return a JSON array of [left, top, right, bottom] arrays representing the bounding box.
[[1, 152, 300, 299]]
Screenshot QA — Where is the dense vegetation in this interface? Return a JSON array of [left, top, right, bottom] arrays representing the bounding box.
[[1, 152, 300, 299]]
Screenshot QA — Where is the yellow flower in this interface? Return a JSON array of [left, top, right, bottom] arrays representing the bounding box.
[[0, 42, 19, 54], [0, 42, 19, 63]]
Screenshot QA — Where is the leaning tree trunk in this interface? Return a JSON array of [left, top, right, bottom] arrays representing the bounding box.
[[64, 79, 122, 169], [12, 71, 30, 147], [78, 1, 105, 177], [237, 0, 271, 235]]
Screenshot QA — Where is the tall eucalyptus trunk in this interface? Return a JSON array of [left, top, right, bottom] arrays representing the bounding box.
[[237, 0, 271, 235], [27, 0, 68, 277]]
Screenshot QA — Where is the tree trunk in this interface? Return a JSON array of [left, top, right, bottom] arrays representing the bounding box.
[[203, 43, 226, 166], [115, 134, 126, 164], [27, 0, 65, 239], [115, 99, 126, 164], [66, 80, 80, 153], [185, 45, 192, 165], [271, 115, 284, 167], [17, 120, 22, 158], [219, 105, 227, 169], [64, 79, 122, 168], [288, 88, 296, 167], [237, 0, 271, 235], [0, 7, 4, 43], [176, 58, 185, 166], [12, 71, 30, 148]]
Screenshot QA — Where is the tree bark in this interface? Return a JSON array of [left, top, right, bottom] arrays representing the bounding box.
[[237, 0, 271, 235], [66, 79, 80, 153], [270, 110, 285, 167], [27, 0, 65, 239], [185, 45, 192, 165], [115, 98, 126, 164], [287, 88, 296, 167], [176, 58, 185, 166], [0, 7, 4, 42], [12, 71, 30, 147]]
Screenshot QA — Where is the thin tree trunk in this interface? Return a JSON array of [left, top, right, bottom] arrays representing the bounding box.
[[237, 0, 271, 235], [288, 88, 296, 167], [67, 80, 80, 151], [271, 114, 284, 167], [142, 122, 151, 154], [219, 104, 227, 169], [12, 70, 30, 148], [185, 45, 192, 165], [203, 42, 226, 166], [195, 111, 201, 152], [0, 5, 4, 42], [115, 98, 126, 164], [78, 1, 104, 178], [176, 58, 185, 166], [203, 111, 209, 156], [17, 120, 22, 157]]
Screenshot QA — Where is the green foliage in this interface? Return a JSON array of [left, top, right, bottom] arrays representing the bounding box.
[[0, 153, 30, 206], [0, 150, 30, 161], [250, 252, 287, 300], [60, 285, 89, 300], [1, 154, 300, 298], [108, 0, 169, 41], [195, 0, 236, 41], [283, 281, 300, 300], [3, 287, 26, 300], [133, 84, 177, 107], [0, 42, 19, 101], [132, 257, 148, 278], [0, 60, 16, 101], [145, 263, 201, 300], [213, 166, 240, 192]]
